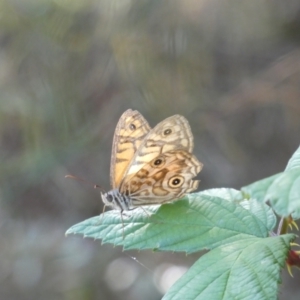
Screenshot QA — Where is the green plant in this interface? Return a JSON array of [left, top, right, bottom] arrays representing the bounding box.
[[66, 145, 300, 300]]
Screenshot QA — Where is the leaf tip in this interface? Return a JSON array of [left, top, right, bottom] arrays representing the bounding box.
[[287, 263, 294, 277], [65, 229, 73, 236]]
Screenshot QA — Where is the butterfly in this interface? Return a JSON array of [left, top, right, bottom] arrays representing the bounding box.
[[101, 109, 203, 213]]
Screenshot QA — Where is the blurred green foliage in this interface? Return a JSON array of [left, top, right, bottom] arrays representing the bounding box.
[[0, 0, 300, 299]]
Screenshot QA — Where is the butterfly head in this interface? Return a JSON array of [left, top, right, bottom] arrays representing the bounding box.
[[101, 189, 131, 211], [101, 191, 113, 206]]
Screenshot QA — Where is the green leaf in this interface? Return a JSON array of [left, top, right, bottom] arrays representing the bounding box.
[[200, 188, 276, 231], [238, 199, 276, 232], [242, 169, 300, 219], [199, 188, 243, 202], [242, 173, 281, 201], [242, 146, 300, 219], [163, 234, 294, 300], [285, 144, 300, 171], [66, 192, 272, 253]]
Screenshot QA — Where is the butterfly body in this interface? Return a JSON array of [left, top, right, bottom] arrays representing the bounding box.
[[103, 109, 203, 212]]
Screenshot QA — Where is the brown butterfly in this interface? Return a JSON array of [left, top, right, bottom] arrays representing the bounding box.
[[101, 109, 203, 213]]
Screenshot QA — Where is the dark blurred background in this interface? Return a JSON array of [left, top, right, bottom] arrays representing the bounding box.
[[1, 0, 300, 299]]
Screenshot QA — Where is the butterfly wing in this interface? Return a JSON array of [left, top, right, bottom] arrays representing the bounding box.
[[110, 109, 151, 189], [120, 150, 203, 205], [121, 115, 194, 180]]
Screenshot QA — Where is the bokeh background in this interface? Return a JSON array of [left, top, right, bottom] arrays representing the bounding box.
[[1, 0, 300, 299]]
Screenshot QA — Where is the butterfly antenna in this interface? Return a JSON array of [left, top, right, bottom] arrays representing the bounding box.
[[65, 174, 106, 193]]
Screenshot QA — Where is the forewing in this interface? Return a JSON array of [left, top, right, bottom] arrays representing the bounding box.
[[110, 109, 151, 189], [123, 115, 194, 179], [120, 150, 203, 205]]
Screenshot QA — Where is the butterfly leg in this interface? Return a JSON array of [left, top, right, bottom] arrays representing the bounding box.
[[125, 206, 151, 218], [102, 204, 107, 215], [139, 206, 152, 218], [95, 204, 108, 226], [120, 210, 125, 240]]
